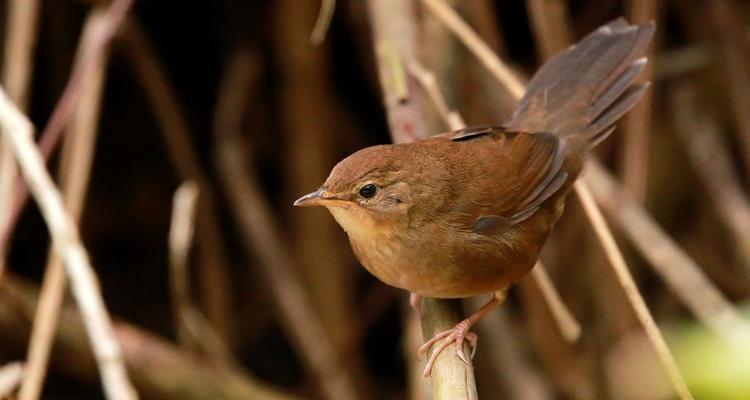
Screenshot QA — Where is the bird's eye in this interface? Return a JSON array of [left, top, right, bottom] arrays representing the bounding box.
[[359, 184, 377, 199]]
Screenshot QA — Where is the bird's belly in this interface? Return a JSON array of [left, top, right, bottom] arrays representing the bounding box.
[[349, 231, 538, 299]]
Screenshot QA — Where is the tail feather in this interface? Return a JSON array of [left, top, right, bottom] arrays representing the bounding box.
[[504, 18, 655, 149]]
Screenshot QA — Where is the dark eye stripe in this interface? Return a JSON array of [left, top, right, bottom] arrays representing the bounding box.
[[359, 184, 377, 198]]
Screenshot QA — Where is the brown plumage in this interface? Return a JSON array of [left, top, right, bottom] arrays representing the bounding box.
[[295, 18, 654, 375]]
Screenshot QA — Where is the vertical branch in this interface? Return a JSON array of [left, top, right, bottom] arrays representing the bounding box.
[[18, 8, 111, 400], [119, 19, 236, 346], [419, 300, 478, 400], [620, 0, 661, 202], [708, 0, 750, 176], [214, 50, 360, 400], [366, 0, 479, 396], [0, 0, 39, 274], [0, 87, 136, 398]]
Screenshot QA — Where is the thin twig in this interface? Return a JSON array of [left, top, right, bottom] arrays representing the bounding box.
[[0, 87, 136, 399], [0, 0, 134, 276], [671, 82, 750, 272], [409, 56, 581, 343], [574, 181, 693, 400], [168, 181, 200, 350], [310, 0, 336, 45], [119, 18, 236, 345], [0, 0, 40, 276], [0, 361, 23, 399], [214, 50, 360, 400], [168, 181, 234, 364], [18, 7, 111, 400]]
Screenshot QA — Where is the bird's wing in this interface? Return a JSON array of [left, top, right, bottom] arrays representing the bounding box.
[[444, 126, 568, 236]]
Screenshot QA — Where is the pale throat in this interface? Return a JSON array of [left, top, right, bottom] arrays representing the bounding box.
[[327, 204, 404, 240]]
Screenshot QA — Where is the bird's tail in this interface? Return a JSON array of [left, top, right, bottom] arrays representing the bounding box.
[[504, 18, 655, 151]]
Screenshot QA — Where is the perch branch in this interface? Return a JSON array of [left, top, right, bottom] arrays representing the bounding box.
[[0, 86, 136, 398], [367, 0, 478, 396]]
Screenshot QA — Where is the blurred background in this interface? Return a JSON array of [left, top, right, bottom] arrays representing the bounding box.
[[1, 0, 750, 399]]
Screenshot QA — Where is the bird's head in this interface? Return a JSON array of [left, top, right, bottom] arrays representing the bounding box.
[[294, 144, 435, 235]]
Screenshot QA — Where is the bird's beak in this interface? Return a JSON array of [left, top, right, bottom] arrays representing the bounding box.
[[293, 188, 342, 207]]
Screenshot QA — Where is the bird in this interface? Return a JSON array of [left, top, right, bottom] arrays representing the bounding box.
[[294, 18, 655, 376]]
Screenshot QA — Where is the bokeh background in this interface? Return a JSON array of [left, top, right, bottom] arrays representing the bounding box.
[[1, 0, 750, 399]]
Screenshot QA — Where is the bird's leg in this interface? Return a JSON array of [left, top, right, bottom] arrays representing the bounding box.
[[418, 289, 507, 377], [409, 292, 422, 313]]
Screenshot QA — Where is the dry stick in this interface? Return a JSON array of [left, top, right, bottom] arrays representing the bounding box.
[[620, 0, 661, 202], [167, 182, 234, 364], [119, 19, 235, 345], [422, 1, 696, 398], [367, 0, 477, 397], [0, 361, 23, 398], [584, 160, 750, 345], [168, 181, 200, 350], [0, 0, 134, 277], [18, 9, 111, 400], [0, 0, 40, 276], [709, 0, 750, 176], [0, 277, 298, 400], [573, 182, 693, 400], [0, 89, 136, 399], [408, 59, 581, 343], [214, 50, 359, 400], [671, 84, 750, 271], [310, 0, 336, 45]]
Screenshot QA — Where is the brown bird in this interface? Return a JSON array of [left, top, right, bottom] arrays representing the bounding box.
[[295, 18, 654, 376]]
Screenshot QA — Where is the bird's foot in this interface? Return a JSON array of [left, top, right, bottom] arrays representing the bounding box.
[[417, 319, 477, 377]]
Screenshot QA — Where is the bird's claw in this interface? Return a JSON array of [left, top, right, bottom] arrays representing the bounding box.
[[418, 320, 477, 377]]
